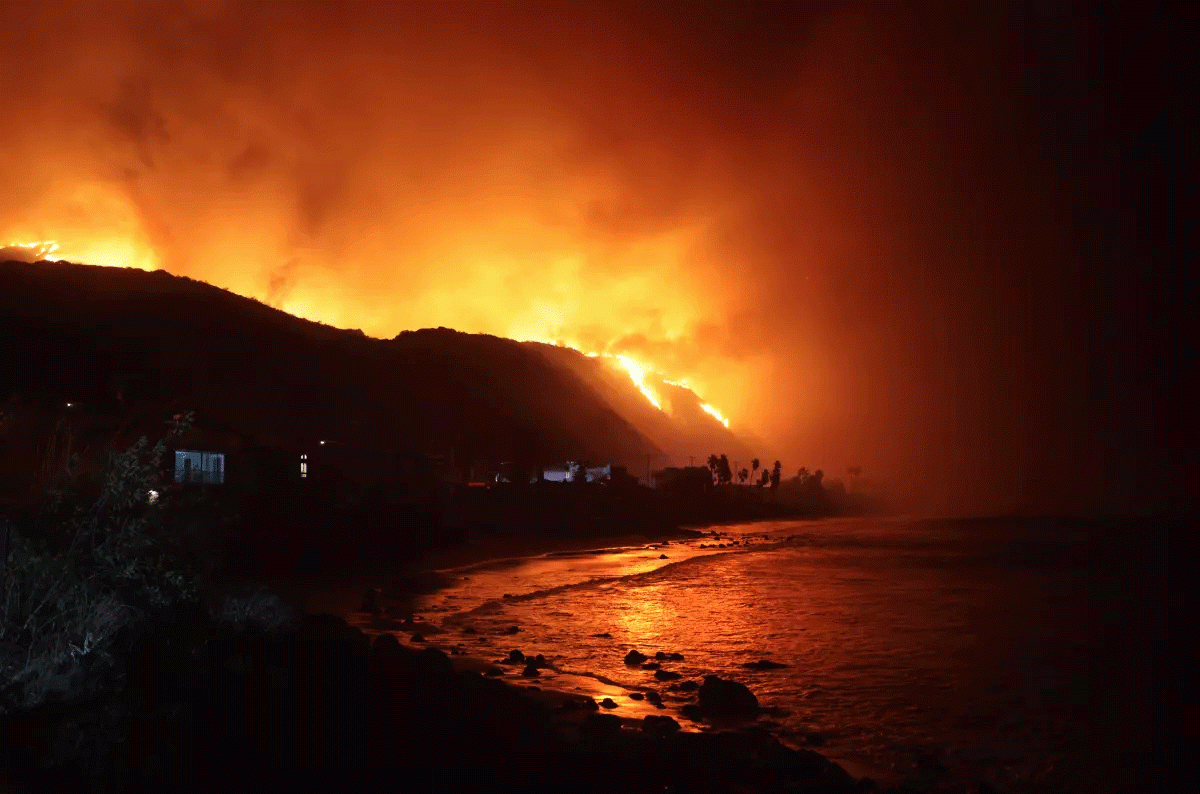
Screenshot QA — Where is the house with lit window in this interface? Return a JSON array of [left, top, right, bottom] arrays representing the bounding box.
[[541, 462, 612, 483], [174, 449, 225, 484]]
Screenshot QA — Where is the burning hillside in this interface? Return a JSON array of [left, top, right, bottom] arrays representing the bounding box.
[[1, 260, 753, 499]]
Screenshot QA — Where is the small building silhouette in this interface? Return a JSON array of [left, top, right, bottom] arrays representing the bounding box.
[[174, 449, 225, 484]]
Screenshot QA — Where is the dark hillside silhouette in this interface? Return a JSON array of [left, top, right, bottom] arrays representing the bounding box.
[[0, 260, 670, 497]]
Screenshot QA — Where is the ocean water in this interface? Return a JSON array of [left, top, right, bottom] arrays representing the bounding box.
[[365, 516, 1169, 793]]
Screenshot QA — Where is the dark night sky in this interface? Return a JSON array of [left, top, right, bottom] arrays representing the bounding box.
[[0, 2, 1191, 517]]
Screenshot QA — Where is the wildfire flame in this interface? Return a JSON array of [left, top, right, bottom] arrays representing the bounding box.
[[615, 355, 662, 410], [4, 240, 60, 261], [517, 335, 729, 427], [699, 402, 731, 429], [3, 237, 731, 429]]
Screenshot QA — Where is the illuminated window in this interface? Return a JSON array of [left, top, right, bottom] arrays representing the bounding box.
[[174, 450, 225, 484], [301, 453, 307, 478]]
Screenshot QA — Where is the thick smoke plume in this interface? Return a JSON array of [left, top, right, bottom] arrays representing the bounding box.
[[0, 2, 1176, 516]]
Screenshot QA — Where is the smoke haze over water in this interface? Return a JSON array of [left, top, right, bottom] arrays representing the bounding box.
[[0, 2, 1183, 517]]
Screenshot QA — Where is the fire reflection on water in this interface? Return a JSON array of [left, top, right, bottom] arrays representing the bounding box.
[[343, 518, 1162, 794]]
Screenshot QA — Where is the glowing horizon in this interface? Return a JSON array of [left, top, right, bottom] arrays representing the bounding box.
[[4, 247, 734, 430]]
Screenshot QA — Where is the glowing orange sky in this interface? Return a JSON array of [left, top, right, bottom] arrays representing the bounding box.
[[1, 2, 1181, 517]]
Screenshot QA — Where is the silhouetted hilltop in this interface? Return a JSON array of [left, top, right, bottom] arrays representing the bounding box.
[[1, 260, 666, 490]]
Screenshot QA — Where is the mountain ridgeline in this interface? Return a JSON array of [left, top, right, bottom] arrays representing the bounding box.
[[1, 259, 742, 494]]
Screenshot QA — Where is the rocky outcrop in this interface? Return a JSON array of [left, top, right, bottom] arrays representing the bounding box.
[[741, 659, 788, 670], [372, 632, 401, 656], [0, 611, 878, 794], [697, 675, 759, 718], [642, 715, 682, 736]]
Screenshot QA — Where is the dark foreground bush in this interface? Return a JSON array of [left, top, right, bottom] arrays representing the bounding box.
[[0, 416, 208, 715]]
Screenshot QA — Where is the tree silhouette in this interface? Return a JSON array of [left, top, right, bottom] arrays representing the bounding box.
[[758, 469, 769, 487], [770, 460, 782, 489], [738, 467, 749, 484], [751, 458, 760, 481], [717, 454, 733, 485], [796, 467, 810, 485], [706, 454, 720, 484]]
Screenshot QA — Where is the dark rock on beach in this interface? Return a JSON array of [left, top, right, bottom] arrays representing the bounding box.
[[741, 659, 789, 670], [372, 632, 401, 656], [580, 712, 623, 740], [654, 669, 681, 681], [642, 715, 682, 736], [698, 675, 759, 718], [624, 649, 648, 665], [360, 588, 382, 613], [0, 611, 874, 794]]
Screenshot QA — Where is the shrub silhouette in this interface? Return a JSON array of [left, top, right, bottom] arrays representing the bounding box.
[[1, 414, 206, 713]]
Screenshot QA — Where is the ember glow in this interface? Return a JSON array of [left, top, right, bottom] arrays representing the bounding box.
[[4, 240, 60, 261]]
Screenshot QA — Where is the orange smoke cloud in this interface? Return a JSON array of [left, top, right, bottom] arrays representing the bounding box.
[[2, 2, 1165, 517], [0, 1, 774, 435]]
